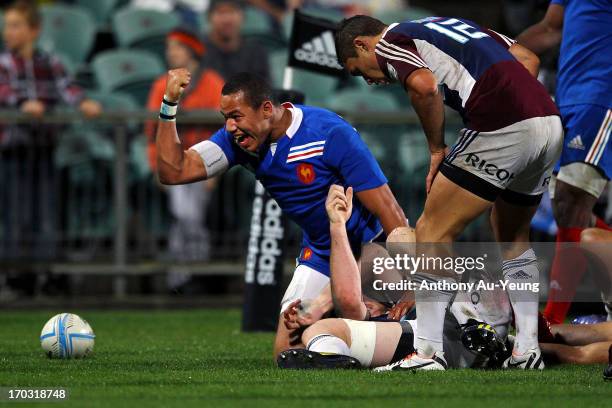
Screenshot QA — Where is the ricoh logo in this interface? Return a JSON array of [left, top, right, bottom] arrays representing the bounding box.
[[245, 182, 284, 286], [294, 30, 343, 70], [465, 153, 515, 182]]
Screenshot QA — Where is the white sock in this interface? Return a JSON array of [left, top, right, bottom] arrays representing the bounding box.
[[306, 334, 350, 355], [412, 273, 455, 357], [502, 248, 539, 354]]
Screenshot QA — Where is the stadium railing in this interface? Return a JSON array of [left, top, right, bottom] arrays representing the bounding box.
[[0, 109, 471, 297]]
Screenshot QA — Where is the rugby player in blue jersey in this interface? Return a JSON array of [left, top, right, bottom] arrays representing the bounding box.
[[517, 0, 612, 326], [154, 69, 409, 357]]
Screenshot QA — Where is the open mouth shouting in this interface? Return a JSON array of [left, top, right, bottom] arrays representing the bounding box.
[[234, 132, 255, 150]]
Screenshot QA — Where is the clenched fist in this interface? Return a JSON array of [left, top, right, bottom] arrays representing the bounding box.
[[164, 68, 191, 102]]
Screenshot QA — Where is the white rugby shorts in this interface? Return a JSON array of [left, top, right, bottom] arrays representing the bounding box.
[[441, 115, 563, 206]]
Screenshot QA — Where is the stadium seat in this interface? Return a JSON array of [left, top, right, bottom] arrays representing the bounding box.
[[327, 89, 400, 112], [91, 49, 165, 105], [242, 7, 272, 37], [129, 134, 152, 182], [350, 75, 413, 108], [290, 68, 338, 106], [269, 50, 289, 88], [87, 90, 138, 111], [398, 130, 430, 173], [75, 0, 121, 25], [197, 13, 209, 34], [241, 7, 285, 50], [54, 52, 77, 75], [38, 5, 96, 65], [112, 7, 180, 60], [398, 127, 460, 172], [54, 129, 115, 170], [86, 90, 139, 132], [358, 130, 387, 162]]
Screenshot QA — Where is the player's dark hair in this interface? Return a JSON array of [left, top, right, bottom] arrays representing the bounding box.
[[335, 15, 387, 64], [6, 0, 41, 28], [222, 72, 276, 109]]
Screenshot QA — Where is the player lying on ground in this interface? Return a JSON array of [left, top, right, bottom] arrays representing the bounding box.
[[281, 187, 612, 369], [278, 185, 511, 370], [539, 320, 612, 365], [155, 70, 408, 358], [282, 307, 612, 369], [334, 15, 563, 370]]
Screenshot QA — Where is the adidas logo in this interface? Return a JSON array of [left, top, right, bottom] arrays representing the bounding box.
[[508, 270, 532, 280], [568, 135, 585, 150], [294, 30, 343, 70]]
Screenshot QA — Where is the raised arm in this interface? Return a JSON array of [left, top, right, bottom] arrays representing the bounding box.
[[516, 3, 564, 55], [326, 185, 368, 320], [156, 68, 208, 185]]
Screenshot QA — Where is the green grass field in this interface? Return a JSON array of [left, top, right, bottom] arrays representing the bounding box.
[[1, 309, 610, 407]]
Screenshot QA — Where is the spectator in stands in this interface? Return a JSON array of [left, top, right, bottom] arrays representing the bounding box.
[[0, 0, 101, 261], [201, 0, 270, 81], [145, 28, 224, 288]]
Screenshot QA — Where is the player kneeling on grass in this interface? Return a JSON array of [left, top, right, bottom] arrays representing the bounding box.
[[278, 185, 510, 370]]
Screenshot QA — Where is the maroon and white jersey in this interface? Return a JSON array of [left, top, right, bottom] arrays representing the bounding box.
[[375, 17, 559, 131]]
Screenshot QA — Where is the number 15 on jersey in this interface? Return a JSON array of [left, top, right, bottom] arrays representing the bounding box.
[[425, 18, 489, 43]]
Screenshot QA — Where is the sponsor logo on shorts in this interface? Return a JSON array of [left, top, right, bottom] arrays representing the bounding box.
[[464, 153, 515, 182], [567, 135, 585, 150]]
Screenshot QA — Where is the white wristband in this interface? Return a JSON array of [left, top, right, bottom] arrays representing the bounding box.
[[159, 95, 178, 121]]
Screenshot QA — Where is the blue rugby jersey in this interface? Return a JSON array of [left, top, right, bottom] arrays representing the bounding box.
[[192, 103, 388, 275], [550, 0, 612, 108]]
